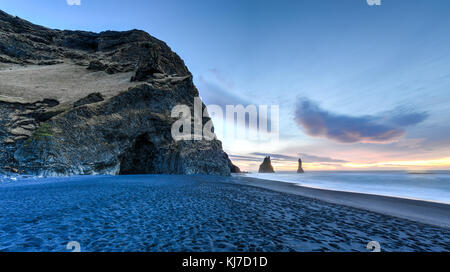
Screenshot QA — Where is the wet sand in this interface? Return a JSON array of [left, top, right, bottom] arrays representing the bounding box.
[[233, 176, 450, 229]]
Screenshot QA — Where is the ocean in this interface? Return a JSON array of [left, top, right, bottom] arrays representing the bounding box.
[[245, 171, 450, 204]]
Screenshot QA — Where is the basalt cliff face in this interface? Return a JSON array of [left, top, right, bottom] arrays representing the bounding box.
[[0, 10, 232, 176]]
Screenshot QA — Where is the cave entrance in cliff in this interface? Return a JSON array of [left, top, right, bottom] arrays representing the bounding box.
[[119, 134, 157, 175]]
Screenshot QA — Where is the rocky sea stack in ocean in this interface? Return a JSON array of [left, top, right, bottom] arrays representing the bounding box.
[[297, 158, 304, 174], [0, 10, 233, 176], [259, 156, 275, 173]]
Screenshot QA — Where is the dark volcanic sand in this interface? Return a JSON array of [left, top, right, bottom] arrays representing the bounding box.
[[0, 175, 448, 252]]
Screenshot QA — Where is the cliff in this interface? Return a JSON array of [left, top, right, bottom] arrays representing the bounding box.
[[0, 10, 232, 176], [258, 156, 275, 173]]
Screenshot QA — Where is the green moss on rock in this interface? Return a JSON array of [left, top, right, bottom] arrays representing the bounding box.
[[31, 123, 53, 140]]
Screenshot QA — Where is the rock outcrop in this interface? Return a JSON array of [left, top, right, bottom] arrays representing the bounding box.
[[0, 10, 234, 176], [258, 156, 275, 173], [226, 154, 241, 173], [229, 164, 241, 174], [297, 158, 304, 174]]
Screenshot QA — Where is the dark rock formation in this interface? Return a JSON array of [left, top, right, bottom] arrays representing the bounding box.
[[224, 154, 241, 173], [73, 92, 104, 108], [297, 158, 304, 174], [0, 10, 189, 75], [259, 156, 275, 173], [229, 163, 241, 174], [0, 10, 230, 176]]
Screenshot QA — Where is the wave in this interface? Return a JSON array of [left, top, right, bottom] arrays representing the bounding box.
[[245, 171, 450, 204]]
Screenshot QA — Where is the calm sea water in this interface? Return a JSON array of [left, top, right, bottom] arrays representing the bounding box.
[[245, 171, 450, 204]]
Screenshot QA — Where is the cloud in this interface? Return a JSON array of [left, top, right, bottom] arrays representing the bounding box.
[[197, 76, 248, 108], [228, 154, 264, 163], [298, 153, 348, 163], [294, 98, 428, 144], [208, 68, 235, 89], [230, 152, 348, 164], [197, 76, 274, 132], [395, 138, 426, 149], [251, 152, 297, 161], [67, 0, 81, 6], [382, 108, 429, 127]]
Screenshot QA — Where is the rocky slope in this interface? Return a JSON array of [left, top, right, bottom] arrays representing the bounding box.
[[0, 10, 235, 176], [259, 156, 275, 173]]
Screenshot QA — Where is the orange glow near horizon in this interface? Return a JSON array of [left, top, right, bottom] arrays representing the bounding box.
[[342, 157, 450, 169], [232, 157, 450, 172]]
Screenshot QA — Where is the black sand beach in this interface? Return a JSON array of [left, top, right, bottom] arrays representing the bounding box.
[[0, 175, 448, 252], [234, 176, 450, 229]]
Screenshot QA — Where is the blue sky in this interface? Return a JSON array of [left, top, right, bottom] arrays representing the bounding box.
[[1, 0, 450, 170]]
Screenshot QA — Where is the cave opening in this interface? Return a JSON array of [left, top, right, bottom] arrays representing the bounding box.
[[119, 134, 157, 175]]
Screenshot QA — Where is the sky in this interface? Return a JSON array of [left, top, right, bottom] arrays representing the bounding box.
[[1, 0, 450, 171]]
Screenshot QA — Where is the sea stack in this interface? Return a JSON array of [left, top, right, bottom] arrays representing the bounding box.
[[259, 156, 275, 173], [0, 10, 233, 176], [297, 158, 304, 174]]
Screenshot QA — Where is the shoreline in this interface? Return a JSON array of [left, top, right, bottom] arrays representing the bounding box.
[[1, 173, 449, 229], [233, 176, 450, 229]]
